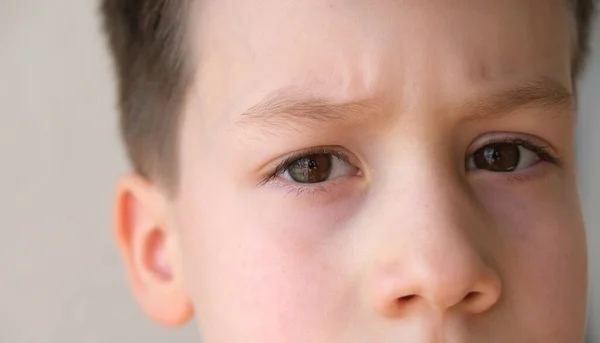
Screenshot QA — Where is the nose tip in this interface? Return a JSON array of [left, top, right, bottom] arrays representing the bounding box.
[[373, 257, 502, 317]]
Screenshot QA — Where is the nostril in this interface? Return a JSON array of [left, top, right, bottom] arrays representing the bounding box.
[[464, 291, 479, 301], [397, 294, 417, 304], [378, 294, 419, 318]]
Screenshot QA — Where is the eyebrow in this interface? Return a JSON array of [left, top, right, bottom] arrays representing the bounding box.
[[459, 77, 574, 121], [235, 89, 385, 130], [235, 78, 574, 130]]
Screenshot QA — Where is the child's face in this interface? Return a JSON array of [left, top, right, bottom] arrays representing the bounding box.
[[124, 0, 589, 341]]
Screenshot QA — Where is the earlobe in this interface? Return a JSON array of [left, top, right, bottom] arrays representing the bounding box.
[[113, 175, 193, 327]]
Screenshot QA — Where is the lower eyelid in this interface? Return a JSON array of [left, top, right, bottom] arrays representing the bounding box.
[[271, 173, 360, 191], [470, 159, 555, 182], [504, 174, 536, 182], [269, 178, 335, 198]]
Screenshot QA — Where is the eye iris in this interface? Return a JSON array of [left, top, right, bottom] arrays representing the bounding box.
[[288, 154, 332, 183], [473, 143, 520, 172]]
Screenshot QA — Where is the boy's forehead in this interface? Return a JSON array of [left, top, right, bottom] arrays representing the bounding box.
[[192, 0, 573, 121]]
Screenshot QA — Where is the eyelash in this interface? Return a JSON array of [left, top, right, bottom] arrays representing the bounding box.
[[474, 136, 561, 167], [259, 136, 561, 188], [258, 147, 352, 187]]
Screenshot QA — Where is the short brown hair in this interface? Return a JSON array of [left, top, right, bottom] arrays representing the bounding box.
[[100, 0, 597, 191], [101, 0, 192, 191]]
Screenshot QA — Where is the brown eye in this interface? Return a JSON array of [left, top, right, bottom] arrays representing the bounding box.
[[468, 142, 544, 173], [472, 143, 520, 172], [286, 154, 333, 183]]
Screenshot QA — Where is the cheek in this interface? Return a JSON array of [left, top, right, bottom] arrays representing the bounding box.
[[476, 175, 587, 340], [174, 179, 361, 342]]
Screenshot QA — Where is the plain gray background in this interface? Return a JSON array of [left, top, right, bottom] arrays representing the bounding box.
[[0, 1, 598, 342]]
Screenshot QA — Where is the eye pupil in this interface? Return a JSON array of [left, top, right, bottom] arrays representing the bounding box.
[[288, 154, 332, 183], [474, 143, 520, 172]]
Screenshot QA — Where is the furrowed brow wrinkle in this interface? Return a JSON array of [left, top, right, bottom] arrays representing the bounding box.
[[235, 88, 386, 130]]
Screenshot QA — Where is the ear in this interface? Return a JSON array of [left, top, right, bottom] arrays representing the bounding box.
[[113, 174, 193, 327]]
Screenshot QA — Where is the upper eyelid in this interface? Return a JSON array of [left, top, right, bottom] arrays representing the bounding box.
[[466, 134, 562, 167], [274, 149, 351, 175], [272, 146, 353, 168], [467, 132, 556, 155]]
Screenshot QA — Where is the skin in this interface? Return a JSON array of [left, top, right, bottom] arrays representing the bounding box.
[[114, 0, 588, 342]]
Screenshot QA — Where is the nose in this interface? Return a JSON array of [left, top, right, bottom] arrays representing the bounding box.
[[367, 171, 502, 318], [372, 241, 502, 317]]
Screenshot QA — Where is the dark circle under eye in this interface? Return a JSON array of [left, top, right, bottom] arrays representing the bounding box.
[[473, 143, 520, 172], [287, 154, 332, 183]]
